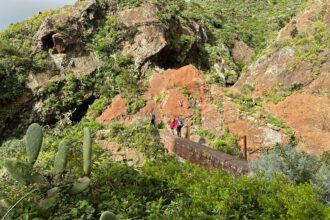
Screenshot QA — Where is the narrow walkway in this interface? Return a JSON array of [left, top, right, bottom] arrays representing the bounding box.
[[160, 132, 249, 174]]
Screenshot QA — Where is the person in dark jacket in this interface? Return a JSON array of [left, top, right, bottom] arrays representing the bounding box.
[[150, 112, 156, 126], [177, 118, 183, 137]]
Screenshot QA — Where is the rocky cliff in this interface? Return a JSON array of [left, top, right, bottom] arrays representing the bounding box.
[[1, 0, 329, 158]]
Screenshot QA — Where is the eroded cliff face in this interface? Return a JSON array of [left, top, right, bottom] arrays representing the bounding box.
[[1, 0, 329, 158], [235, 1, 330, 94], [96, 65, 291, 159], [0, 0, 208, 142], [232, 0, 330, 156]]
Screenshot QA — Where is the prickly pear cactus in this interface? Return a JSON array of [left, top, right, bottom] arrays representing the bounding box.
[[38, 187, 60, 212], [53, 140, 69, 176], [83, 127, 92, 176], [69, 177, 90, 194], [3, 159, 44, 185], [25, 123, 43, 165], [100, 211, 119, 220]]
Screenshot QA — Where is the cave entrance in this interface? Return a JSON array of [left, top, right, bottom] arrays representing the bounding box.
[[70, 96, 96, 123], [42, 34, 54, 50]]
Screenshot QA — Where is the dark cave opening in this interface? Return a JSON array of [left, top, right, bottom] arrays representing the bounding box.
[[70, 96, 97, 123], [42, 34, 54, 50]]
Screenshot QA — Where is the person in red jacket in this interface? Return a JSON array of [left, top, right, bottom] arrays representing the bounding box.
[[168, 118, 177, 135]]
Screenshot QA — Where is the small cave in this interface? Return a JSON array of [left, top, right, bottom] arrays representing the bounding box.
[[70, 96, 97, 123], [150, 42, 208, 70], [150, 46, 183, 69], [41, 33, 55, 51]]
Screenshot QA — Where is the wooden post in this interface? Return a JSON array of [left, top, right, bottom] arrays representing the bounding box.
[[243, 136, 247, 160], [185, 125, 190, 140]]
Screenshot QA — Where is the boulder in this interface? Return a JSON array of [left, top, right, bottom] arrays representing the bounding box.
[[119, 3, 167, 67], [27, 72, 64, 93], [232, 39, 254, 64], [34, 0, 100, 75], [122, 25, 167, 67], [118, 3, 205, 68], [118, 3, 159, 27]]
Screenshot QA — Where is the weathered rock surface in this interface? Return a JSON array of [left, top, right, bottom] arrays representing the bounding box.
[[306, 49, 330, 92], [99, 65, 292, 159], [264, 93, 330, 156], [235, 46, 302, 94], [96, 95, 126, 124], [27, 72, 64, 93], [235, 1, 329, 94], [232, 39, 254, 64], [223, 101, 287, 159], [34, 1, 100, 74], [277, 1, 323, 40], [118, 3, 159, 27], [200, 103, 224, 136], [119, 3, 205, 68], [148, 65, 206, 99], [162, 88, 193, 119], [119, 3, 167, 67]]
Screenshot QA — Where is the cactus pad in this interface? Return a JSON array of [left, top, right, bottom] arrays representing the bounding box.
[[53, 140, 69, 176], [83, 127, 92, 176], [100, 211, 119, 220], [25, 123, 43, 165], [69, 177, 90, 194], [3, 159, 44, 185]]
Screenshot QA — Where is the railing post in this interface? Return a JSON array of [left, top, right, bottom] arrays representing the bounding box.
[[243, 136, 247, 160]]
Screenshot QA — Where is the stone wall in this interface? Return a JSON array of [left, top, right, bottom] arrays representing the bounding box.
[[160, 132, 249, 174]]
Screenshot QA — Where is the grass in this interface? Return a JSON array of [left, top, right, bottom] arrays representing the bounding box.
[[266, 114, 295, 137], [226, 84, 262, 113]]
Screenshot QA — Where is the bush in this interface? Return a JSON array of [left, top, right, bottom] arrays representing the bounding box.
[[108, 121, 165, 159], [250, 143, 319, 183], [211, 128, 242, 157]]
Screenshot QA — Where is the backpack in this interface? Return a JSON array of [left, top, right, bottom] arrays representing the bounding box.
[[178, 119, 183, 127]]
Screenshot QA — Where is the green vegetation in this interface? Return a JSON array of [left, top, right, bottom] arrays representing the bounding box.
[[1, 107, 330, 219], [250, 143, 330, 197], [214, 99, 224, 113], [266, 114, 295, 137], [91, 16, 125, 55], [211, 128, 242, 157], [1, 0, 329, 219], [290, 7, 330, 79], [197, 128, 215, 141], [0, 123, 95, 218], [227, 84, 262, 113], [265, 83, 301, 104], [107, 121, 165, 159]]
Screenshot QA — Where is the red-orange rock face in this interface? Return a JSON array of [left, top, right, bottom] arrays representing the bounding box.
[[162, 88, 193, 119], [264, 94, 330, 156], [96, 95, 127, 124], [223, 101, 288, 160]]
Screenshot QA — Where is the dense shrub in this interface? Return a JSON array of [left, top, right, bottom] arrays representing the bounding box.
[[250, 143, 319, 183], [211, 128, 242, 157]]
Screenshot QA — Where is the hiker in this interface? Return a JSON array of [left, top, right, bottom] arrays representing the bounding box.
[[150, 112, 156, 126], [169, 118, 177, 135], [177, 118, 183, 137]]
